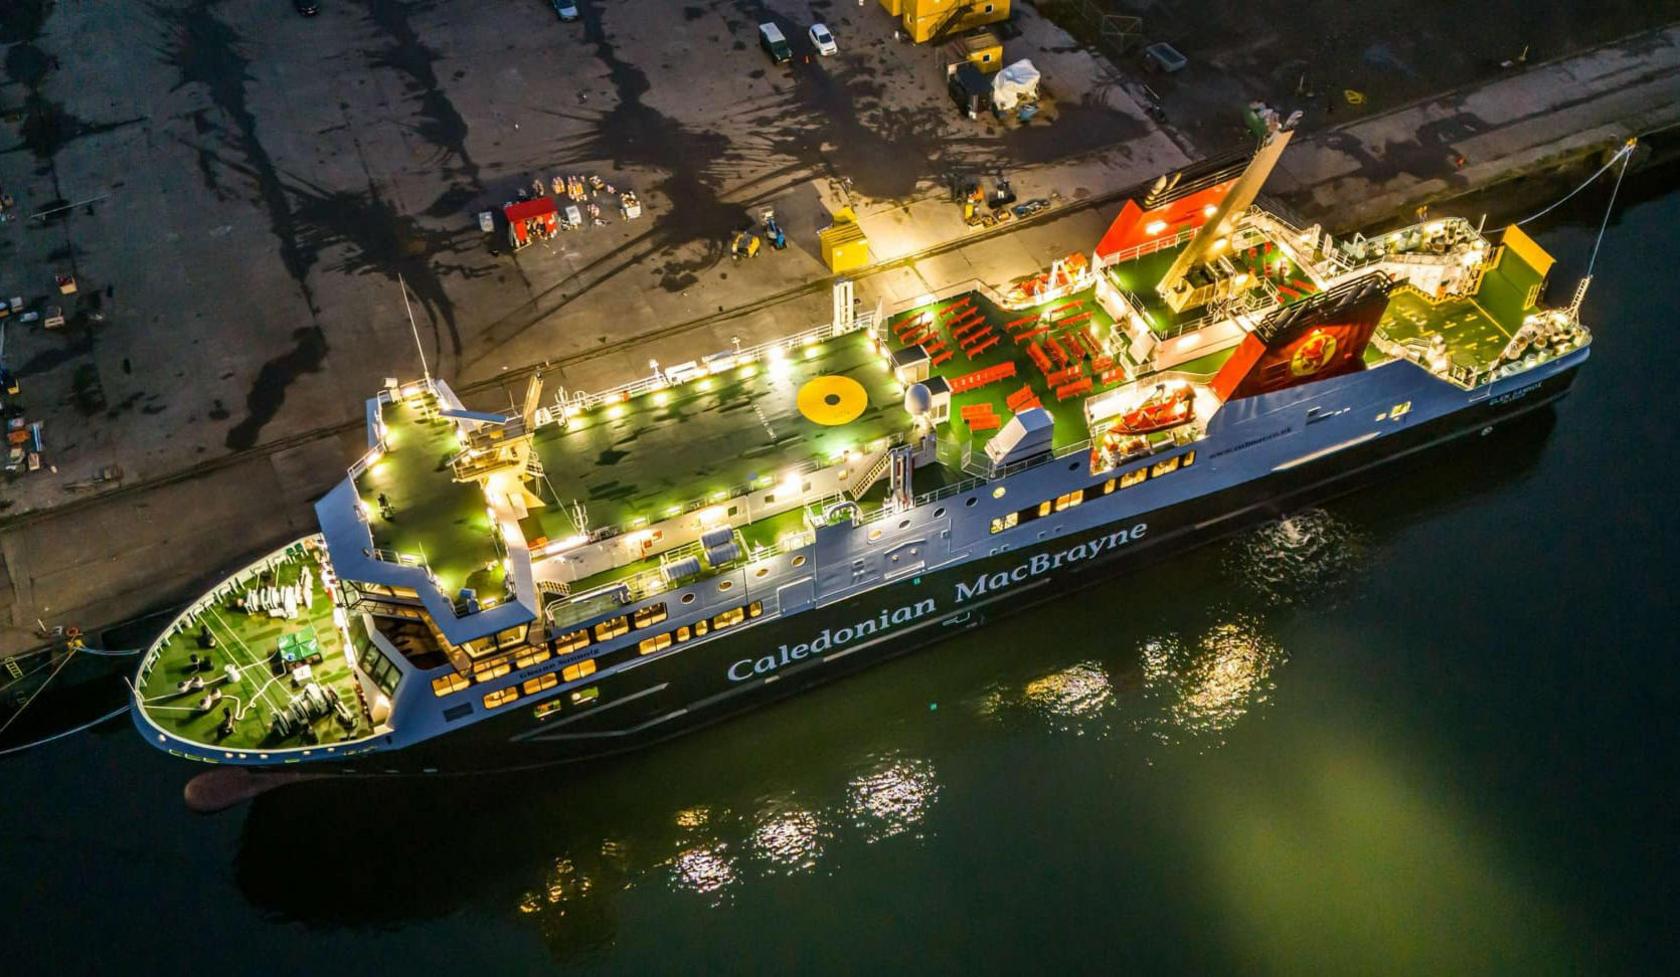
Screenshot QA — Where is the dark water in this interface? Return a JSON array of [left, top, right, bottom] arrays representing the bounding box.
[[4, 176, 1678, 975]]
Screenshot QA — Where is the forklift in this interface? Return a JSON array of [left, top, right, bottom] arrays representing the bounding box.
[[759, 208, 786, 250], [729, 227, 761, 260]]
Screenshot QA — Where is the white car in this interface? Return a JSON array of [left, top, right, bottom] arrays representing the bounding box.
[[808, 23, 837, 57]]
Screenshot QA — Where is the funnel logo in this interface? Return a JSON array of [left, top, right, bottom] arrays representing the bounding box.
[[1290, 330, 1338, 376]]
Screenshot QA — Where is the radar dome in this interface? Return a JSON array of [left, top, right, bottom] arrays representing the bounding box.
[[903, 383, 933, 416]]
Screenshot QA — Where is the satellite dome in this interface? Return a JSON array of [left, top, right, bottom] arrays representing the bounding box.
[[903, 382, 933, 416]]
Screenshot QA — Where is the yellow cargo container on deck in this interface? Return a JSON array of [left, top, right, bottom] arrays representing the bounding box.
[[819, 208, 870, 274]]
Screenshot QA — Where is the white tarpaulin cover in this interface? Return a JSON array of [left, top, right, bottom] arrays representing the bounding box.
[[992, 59, 1042, 111]]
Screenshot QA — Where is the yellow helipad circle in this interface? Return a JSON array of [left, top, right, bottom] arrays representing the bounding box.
[[797, 375, 868, 426]]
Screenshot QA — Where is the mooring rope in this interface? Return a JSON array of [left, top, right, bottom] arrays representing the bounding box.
[[0, 705, 130, 758], [1516, 141, 1636, 227]]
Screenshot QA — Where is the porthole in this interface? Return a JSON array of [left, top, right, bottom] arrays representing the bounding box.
[[792, 555, 807, 567], [897, 519, 910, 529], [934, 507, 946, 518], [868, 528, 883, 541], [1068, 461, 1080, 471], [965, 497, 977, 508], [718, 579, 734, 592], [992, 486, 1006, 499], [681, 593, 696, 604], [754, 566, 769, 578]]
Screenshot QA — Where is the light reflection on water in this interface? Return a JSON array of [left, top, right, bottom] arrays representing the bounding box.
[[1227, 507, 1366, 607], [846, 754, 941, 843], [1139, 613, 1285, 746], [748, 803, 829, 875]]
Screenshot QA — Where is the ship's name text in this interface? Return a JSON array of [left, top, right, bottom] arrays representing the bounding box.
[[954, 523, 1147, 603], [726, 524, 1148, 682], [727, 599, 938, 682]]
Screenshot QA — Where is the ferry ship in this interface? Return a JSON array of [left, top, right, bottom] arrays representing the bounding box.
[[131, 125, 1593, 772]]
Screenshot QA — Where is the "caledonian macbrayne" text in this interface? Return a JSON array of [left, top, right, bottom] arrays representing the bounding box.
[[726, 523, 1148, 682]]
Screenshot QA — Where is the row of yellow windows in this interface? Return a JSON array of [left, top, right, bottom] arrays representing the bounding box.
[[638, 601, 765, 656], [431, 642, 556, 698], [591, 601, 670, 644], [990, 451, 1196, 534], [485, 658, 599, 710]]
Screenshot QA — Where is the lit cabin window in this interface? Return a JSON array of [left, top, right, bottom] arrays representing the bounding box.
[[515, 647, 551, 669], [521, 672, 559, 695], [1054, 489, 1084, 512], [674, 625, 693, 643], [1102, 477, 1118, 495], [593, 616, 629, 641], [431, 672, 469, 697], [639, 632, 673, 655], [1180, 451, 1196, 467], [561, 659, 598, 682], [633, 602, 668, 629], [1036, 501, 1052, 518], [989, 512, 1020, 535], [553, 629, 591, 655], [534, 700, 564, 720], [1121, 467, 1148, 489], [483, 686, 520, 710], [713, 606, 746, 630], [473, 658, 510, 683], [747, 601, 764, 619], [571, 687, 600, 705], [1150, 456, 1180, 478], [694, 619, 710, 637]]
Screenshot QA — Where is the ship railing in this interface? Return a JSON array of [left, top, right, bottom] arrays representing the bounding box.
[[547, 311, 878, 419], [882, 278, 1014, 320], [1094, 227, 1196, 269]]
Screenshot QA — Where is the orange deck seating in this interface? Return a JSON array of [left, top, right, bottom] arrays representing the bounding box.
[[1098, 367, 1127, 385], [1046, 364, 1085, 387], [1005, 384, 1038, 411], [959, 326, 994, 349], [1027, 343, 1053, 374], [930, 350, 954, 367], [951, 318, 987, 339], [1091, 354, 1114, 372], [968, 334, 1001, 357], [1047, 336, 1071, 367], [1003, 315, 1037, 332], [1059, 311, 1094, 329], [1014, 325, 1050, 344], [949, 361, 1017, 393], [1055, 377, 1093, 401]]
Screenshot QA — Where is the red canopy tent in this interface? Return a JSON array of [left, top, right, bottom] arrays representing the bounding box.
[[504, 198, 559, 250]]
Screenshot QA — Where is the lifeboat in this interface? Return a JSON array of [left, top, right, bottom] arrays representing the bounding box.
[[1110, 383, 1194, 435]]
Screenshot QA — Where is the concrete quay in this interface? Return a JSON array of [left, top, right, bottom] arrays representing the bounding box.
[[1272, 25, 1680, 232]]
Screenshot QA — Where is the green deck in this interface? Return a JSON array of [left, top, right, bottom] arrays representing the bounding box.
[[887, 287, 1124, 454], [524, 331, 904, 542], [1379, 291, 1518, 372], [356, 393, 505, 598], [137, 549, 372, 751]]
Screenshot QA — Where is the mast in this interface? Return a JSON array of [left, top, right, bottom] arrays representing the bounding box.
[[1156, 116, 1299, 313]]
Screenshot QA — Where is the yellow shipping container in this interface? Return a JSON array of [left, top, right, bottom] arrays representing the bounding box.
[[901, 0, 1009, 45], [946, 28, 1003, 73], [819, 208, 870, 274]]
